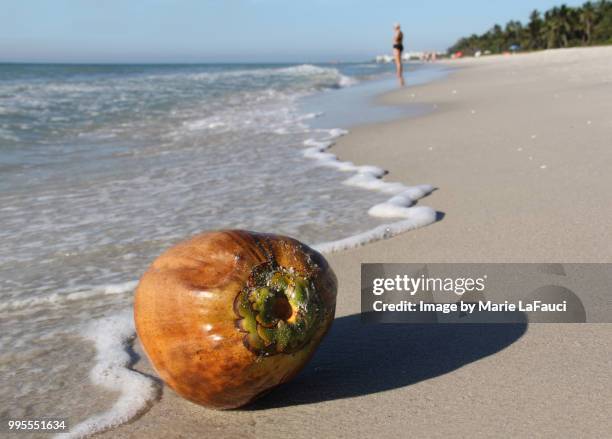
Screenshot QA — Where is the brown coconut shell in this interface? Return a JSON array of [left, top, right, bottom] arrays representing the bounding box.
[[134, 230, 337, 409]]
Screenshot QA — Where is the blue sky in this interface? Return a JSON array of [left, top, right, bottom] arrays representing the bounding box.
[[0, 0, 586, 63]]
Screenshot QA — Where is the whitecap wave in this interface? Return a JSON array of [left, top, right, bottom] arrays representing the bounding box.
[[176, 64, 357, 90], [275, 64, 357, 88]]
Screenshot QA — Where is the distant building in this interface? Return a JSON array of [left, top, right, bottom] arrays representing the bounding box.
[[403, 51, 424, 60], [375, 54, 394, 63], [375, 51, 446, 63]]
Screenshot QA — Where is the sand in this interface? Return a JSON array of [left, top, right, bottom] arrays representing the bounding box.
[[99, 47, 612, 438]]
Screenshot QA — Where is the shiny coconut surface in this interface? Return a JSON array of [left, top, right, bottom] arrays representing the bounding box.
[[134, 230, 337, 409]]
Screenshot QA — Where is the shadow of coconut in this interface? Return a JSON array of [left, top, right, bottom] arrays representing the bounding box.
[[248, 312, 527, 409]]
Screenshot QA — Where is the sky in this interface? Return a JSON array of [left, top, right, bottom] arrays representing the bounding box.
[[0, 0, 587, 63]]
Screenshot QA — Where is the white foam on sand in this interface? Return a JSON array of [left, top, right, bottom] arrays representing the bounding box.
[[306, 129, 437, 254], [56, 310, 159, 439]]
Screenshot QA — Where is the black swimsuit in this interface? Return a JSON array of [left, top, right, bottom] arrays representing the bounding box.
[[394, 32, 404, 52]]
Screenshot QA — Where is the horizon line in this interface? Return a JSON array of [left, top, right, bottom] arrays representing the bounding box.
[[0, 59, 377, 66]]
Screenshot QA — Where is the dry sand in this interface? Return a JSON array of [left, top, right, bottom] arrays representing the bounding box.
[[100, 47, 612, 438]]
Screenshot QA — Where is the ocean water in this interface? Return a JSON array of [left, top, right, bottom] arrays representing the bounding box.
[[0, 62, 442, 436]]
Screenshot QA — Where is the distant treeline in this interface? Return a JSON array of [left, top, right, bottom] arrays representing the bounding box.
[[448, 1, 612, 55]]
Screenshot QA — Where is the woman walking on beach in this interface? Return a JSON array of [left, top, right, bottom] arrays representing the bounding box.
[[393, 23, 405, 86]]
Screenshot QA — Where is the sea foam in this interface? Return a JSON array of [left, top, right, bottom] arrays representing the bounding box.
[[307, 129, 437, 253], [55, 310, 159, 439]]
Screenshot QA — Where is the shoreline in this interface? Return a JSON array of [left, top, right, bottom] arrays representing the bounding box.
[[98, 47, 612, 438], [301, 63, 453, 253], [332, 46, 612, 263]]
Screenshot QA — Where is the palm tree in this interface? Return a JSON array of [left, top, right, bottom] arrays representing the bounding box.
[[557, 5, 575, 47], [528, 10, 544, 49], [447, 0, 612, 55], [505, 20, 524, 49], [541, 8, 561, 48], [580, 2, 596, 43], [490, 24, 504, 52], [592, 0, 612, 44]]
